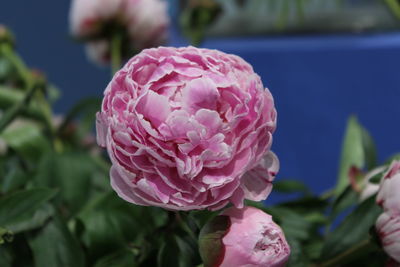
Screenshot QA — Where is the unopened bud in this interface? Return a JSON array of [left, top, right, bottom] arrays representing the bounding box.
[[0, 25, 15, 47], [199, 207, 290, 267]]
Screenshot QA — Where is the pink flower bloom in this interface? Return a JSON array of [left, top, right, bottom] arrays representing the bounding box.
[[96, 46, 278, 210], [377, 161, 400, 216], [219, 207, 290, 267], [69, 0, 169, 63], [376, 161, 400, 263], [376, 212, 400, 263]]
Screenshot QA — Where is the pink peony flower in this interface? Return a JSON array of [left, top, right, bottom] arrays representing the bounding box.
[[375, 161, 400, 263], [377, 161, 400, 216], [69, 0, 169, 63], [199, 206, 290, 267], [376, 212, 400, 263], [96, 46, 278, 210]]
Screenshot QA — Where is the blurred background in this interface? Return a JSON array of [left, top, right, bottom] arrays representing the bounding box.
[[1, 0, 400, 200]]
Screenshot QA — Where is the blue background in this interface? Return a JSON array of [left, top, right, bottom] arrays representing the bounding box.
[[1, 1, 399, 198]]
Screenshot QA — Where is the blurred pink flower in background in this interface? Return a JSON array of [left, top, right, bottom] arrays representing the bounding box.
[[69, 0, 125, 37], [124, 0, 169, 51], [85, 40, 111, 64], [96, 46, 278, 210], [201, 206, 290, 267], [376, 160, 400, 263], [69, 0, 169, 64]]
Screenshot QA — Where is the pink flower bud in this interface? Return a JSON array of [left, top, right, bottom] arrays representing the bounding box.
[[0, 25, 14, 47], [377, 161, 400, 216], [376, 212, 400, 263], [96, 47, 278, 210], [199, 207, 290, 267]]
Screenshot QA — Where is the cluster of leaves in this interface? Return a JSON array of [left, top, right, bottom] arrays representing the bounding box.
[[179, 0, 348, 45], [385, 0, 400, 20], [179, 0, 400, 45], [180, 0, 223, 45]]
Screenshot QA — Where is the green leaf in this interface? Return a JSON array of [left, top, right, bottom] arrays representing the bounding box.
[[265, 207, 312, 241], [303, 212, 329, 225], [94, 249, 137, 267], [273, 179, 310, 194], [0, 57, 10, 77], [29, 214, 85, 267], [278, 197, 328, 215], [0, 86, 48, 122], [158, 234, 198, 267], [286, 237, 310, 267], [179, 1, 222, 45], [385, 0, 400, 20], [361, 126, 377, 170], [79, 192, 167, 262], [369, 169, 386, 185], [187, 210, 218, 240], [0, 79, 44, 133], [0, 156, 28, 194], [198, 215, 230, 267], [58, 97, 101, 138], [281, 216, 311, 241], [335, 116, 376, 197], [0, 58, 17, 84], [304, 239, 324, 260], [0, 188, 57, 231], [9, 203, 54, 233], [0, 246, 12, 267], [35, 151, 100, 216], [0, 121, 51, 163], [320, 197, 382, 260], [46, 84, 61, 104], [176, 235, 200, 267], [331, 186, 358, 218], [276, 0, 290, 30], [157, 235, 180, 267]]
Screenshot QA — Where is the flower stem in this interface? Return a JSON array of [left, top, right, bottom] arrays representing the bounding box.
[[176, 212, 198, 242], [0, 43, 54, 137], [0, 85, 45, 120], [0, 81, 40, 133], [0, 44, 31, 89], [318, 239, 376, 267], [111, 31, 123, 76]]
